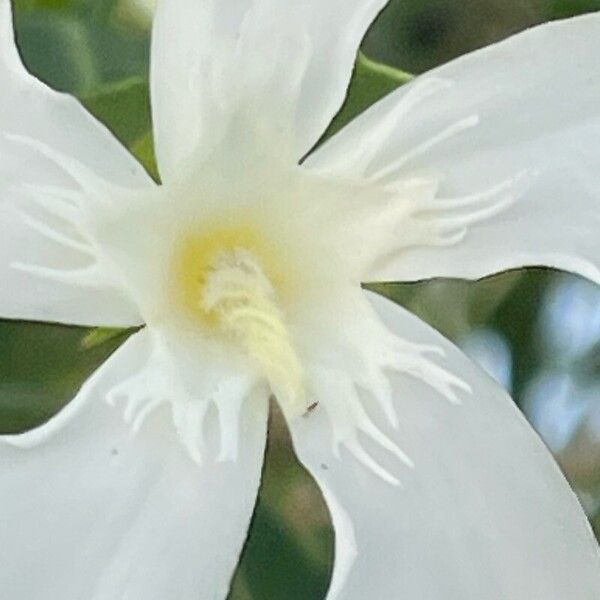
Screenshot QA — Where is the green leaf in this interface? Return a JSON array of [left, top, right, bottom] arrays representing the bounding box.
[[82, 77, 151, 148], [80, 327, 134, 350], [0, 320, 126, 433], [549, 0, 600, 19], [82, 77, 159, 179], [15, 1, 75, 11], [14, 11, 98, 94], [131, 131, 160, 181], [322, 52, 413, 141]]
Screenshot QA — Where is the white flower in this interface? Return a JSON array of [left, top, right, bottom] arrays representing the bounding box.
[[1, 1, 600, 598]]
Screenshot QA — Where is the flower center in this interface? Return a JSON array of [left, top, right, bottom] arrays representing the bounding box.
[[201, 248, 304, 413], [172, 225, 305, 415]]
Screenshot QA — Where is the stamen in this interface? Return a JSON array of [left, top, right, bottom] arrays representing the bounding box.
[[201, 248, 305, 416]]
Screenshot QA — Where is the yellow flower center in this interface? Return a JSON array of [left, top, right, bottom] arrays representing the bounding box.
[[171, 222, 305, 415]]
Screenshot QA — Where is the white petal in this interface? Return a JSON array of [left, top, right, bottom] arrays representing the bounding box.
[[0, 330, 268, 600], [308, 15, 600, 284], [0, 1, 152, 325], [290, 293, 600, 600], [0, 193, 143, 326], [103, 322, 263, 464], [0, 1, 149, 186], [150, 0, 387, 179]]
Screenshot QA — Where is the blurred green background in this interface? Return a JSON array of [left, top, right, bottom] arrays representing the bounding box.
[[2, 0, 600, 598]]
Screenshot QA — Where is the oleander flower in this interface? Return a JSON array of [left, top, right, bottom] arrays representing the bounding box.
[[1, 1, 600, 598]]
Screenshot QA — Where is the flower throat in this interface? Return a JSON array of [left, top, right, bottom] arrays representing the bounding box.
[[200, 247, 304, 415]]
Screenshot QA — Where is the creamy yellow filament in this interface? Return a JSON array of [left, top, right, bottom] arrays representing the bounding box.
[[202, 248, 303, 409]]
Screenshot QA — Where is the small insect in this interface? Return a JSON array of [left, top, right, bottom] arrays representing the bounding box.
[[303, 402, 319, 417]]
